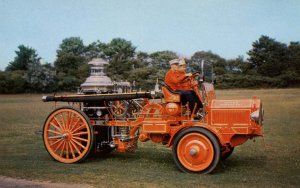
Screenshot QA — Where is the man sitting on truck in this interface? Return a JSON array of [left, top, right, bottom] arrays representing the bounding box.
[[164, 58, 203, 117]]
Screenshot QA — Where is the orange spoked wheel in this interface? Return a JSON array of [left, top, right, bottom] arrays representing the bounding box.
[[109, 100, 128, 118], [172, 127, 220, 174], [43, 106, 93, 163]]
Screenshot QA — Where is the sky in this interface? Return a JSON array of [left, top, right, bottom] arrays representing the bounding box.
[[0, 0, 299, 70]]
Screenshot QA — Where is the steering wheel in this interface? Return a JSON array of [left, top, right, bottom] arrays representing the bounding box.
[[182, 72, 201, 81]]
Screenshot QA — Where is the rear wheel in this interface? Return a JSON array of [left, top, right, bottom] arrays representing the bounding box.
[[43, 106, 93, 163], [172, 127, 220, 174]]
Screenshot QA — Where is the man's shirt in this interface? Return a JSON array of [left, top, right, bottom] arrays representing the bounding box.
[[164, 69, 189, 90]]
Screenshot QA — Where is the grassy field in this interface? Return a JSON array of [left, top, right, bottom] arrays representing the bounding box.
[[0, 89, 299, 187]]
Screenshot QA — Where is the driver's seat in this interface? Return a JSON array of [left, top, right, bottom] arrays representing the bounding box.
[[160, 82, 181, 102]]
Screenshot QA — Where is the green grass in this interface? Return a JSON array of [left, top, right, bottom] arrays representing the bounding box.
[[0, 89, 299, 187]]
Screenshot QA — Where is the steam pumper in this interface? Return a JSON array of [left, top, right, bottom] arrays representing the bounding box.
[[42, 58, 263, 174]]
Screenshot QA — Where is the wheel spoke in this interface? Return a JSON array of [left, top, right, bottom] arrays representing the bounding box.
[[47, 129, 61, 135], [49, 138, 63, 147], [53, 117, 64, 130], [73, 136, 88, 142], [71, 124, 86, 134], [65, 111, 70, 130], [48, 135, 64, 139], [60, 141, 66, 157], [70, 118, 80, 132], [68, 112, 75, 131], [119, 106, 125, 111], [66, 142, 69, 159], [72, 131, 88, 136], [71, 139, 86, 150], [68, 142, 76, 158], [50, 119, 63, 132], [59, 113, 66, 130], [54, 139, 65, 152], [70, 140, 81, 155], [70, 118, 81, 132]]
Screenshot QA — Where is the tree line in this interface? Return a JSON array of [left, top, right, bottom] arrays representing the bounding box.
[[0, 35, 299, 93]]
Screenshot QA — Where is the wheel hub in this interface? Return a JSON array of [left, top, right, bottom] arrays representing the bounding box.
[[62, 131, 73, 141], [61, 133, 68, 139], [185, 140, 209, 162], [189, 147, 199, 156]]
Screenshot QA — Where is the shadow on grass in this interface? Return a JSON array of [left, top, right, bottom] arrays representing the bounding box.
[[86, 147, 174, 165], [216, 154, 268, 174], [84, 145, 268, 176]]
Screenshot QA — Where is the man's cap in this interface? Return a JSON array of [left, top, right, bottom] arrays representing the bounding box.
[[179, 58, 186, 66], [169, 59, 179, 65]]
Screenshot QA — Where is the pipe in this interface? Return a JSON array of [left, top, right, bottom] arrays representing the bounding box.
[[42, 92, 160, 102]]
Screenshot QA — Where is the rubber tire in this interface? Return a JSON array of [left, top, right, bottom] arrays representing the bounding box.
[[43, 106, 94, 163], [172, 127, 221, 174]]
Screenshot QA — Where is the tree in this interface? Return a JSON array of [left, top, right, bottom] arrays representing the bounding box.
[[54, 54, 86, 91], [56, 37, 85, 57], [140, 51, 178, 87], [127, 67, 154, 90], [225, 56, 255, 74], [136, 51, 151, 67], [3, 45, 44, 93], [190, 51, 226, 82], [55, 37, 86, 74], [26, 62, 56, 92], [149, 51, 177, 69], [287, 42, 300, 76], [6, 45, 41, 71], [54, 37, 88, 91], [107, 59, 133, 81], [248, 35, 288, 77], [105, 38, 137, 81], [55, 54, 85, 75], [103, 38, 136, 62], [83, 41, 106, 61], [0, 70, 26, 93], [276, 41, 300, 86]]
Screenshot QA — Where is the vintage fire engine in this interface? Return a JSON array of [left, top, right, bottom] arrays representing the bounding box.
[[42, 59, 263, 174]]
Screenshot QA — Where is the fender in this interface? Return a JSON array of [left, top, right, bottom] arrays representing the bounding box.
[[167, 122, 227, 147]]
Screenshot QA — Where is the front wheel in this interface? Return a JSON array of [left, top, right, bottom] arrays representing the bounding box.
[[172, 127, 221, 174]]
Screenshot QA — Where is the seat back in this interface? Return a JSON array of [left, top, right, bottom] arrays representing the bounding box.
[[160, 82, 181, 103]]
